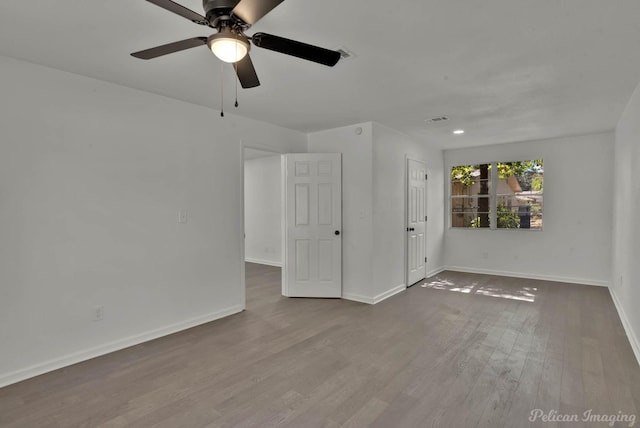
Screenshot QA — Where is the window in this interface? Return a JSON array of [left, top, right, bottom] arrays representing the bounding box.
[[451, 164, 492, 228], [450, 160, 543, 230]]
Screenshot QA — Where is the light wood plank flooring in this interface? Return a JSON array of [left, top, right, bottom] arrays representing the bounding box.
[[1, 264, 639, 427]]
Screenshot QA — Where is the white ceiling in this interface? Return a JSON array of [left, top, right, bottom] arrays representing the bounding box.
[[1, 0, 640, 149]]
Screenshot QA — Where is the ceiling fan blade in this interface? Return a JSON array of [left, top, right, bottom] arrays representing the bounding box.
[[232, 0, 285, 25], [145, 0, 210, 25], [234, 54, 261, 88], [131, 37, 208, 59], [252, 33, 341, 67]]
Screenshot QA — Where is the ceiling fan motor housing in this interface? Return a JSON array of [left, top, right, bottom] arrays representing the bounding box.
[[203, 0, 241, 22]]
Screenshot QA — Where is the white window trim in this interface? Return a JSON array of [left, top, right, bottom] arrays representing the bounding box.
[[448, 161, 543, 231]]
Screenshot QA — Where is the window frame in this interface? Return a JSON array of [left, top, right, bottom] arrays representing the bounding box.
[[448, 160, 543, 231]]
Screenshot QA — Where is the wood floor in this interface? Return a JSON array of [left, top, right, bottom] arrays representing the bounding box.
[[1, 264, 639, 427]]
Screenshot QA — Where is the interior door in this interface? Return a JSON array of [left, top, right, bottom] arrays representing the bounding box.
[[282, 153, 342, 297], [407, 158, 427, 286]]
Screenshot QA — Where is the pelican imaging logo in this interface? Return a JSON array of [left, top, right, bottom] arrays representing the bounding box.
[[529, 409, 636, 426]]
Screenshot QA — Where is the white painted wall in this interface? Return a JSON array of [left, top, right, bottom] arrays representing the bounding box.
[[308, 122, 444, 303], [443, 132, 613, 286], [308, 123, 375, 302], [244, 156, 282, 266], [0, 55, 307, 387], [611, 81, 640, 363], [372, 123, 444, 297]]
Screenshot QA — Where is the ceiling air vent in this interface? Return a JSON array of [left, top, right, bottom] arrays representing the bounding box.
[[425, 116, 449, 124]]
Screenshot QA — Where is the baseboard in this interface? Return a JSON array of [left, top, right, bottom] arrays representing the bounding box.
[[443, 266, 610, 288], [342, 293, 375, 305], [609, 288, 640, 367], [0, 304, 244, 388], [343, 284, 406, 305], [426, 266, 446, 279], [373, 284, 406, 304], [245, 257, 282, 267]]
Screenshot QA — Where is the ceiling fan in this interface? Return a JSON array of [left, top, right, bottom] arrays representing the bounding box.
[[131, 0, 342, 89]]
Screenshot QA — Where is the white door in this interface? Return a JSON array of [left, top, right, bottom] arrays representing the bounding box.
[[407, 158, 427, 286], [282, 153, 342, 297]]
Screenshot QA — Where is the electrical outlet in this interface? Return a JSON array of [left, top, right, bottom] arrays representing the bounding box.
[[178, 209, 188, 224], [93, 305, 104, 322], [482, 251, 489, 259]]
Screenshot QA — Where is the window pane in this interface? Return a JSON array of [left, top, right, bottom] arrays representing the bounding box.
[[451, 164, 491, 228], [496, 160, 543, 229], [451, 164, 492, 196], [452, 211, 491, 228]]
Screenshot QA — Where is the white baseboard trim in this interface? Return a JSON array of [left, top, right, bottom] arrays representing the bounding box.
[[343, 284, 406, 305], [609, 288, 640, 367], [342, 293, 375, 305], [0, 304, 244, 388], [245, 257, 282, 267], [443, 266, 610, 288], [373, 284, 406, 304], [426, 267, 446, 279]]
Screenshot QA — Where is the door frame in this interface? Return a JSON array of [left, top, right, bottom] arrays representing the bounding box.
[[241, 143, 285, 309], [405, 156, 428, 288]]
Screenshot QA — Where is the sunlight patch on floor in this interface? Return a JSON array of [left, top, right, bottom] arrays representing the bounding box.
[[421, 277, 537, 303]]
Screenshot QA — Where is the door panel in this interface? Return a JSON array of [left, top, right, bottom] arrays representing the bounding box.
[[318, 239, 333, 281], [283, 153, 342, 297], [295, 240, 311, 281], [407, 159, 427, 286], [318, 184, 333, 225], [295, 184, 310, 225]]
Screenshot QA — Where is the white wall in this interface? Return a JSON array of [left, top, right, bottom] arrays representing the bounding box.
[[308, 123, 375, 302], [0, 55, 307, 387], [244, 156, 282, 266], [372, 123, 444, 297], [308, 122, 444, 303], [611, 81, 640, 363], [443, 132, 614, 286]]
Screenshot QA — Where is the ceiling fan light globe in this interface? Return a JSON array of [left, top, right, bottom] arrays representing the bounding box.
[[208, 33, 249, 63]]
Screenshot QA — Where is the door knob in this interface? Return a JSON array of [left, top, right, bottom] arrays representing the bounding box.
[[335, 230, 340, 236]]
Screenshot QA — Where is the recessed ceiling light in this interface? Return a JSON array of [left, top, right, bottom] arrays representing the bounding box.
[[453, 129, 465, 135]]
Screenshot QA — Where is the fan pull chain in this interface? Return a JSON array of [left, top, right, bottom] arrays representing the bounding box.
[[234, 67, 239, 108], [234, 40, 239, 108], [220, 61, 225, 118]]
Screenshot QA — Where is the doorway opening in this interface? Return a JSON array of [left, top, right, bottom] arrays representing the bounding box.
[[243, 147, 283, 309], [242, 149, 344, 308]]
